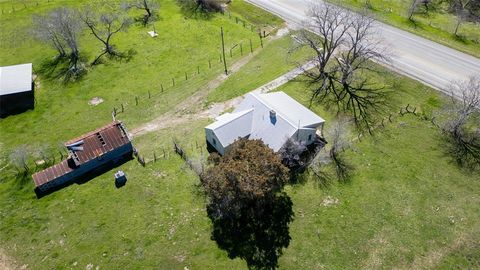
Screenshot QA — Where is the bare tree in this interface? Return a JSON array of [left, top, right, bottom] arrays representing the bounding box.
[[327, 118, 353, 181], [177, 0, 226, 16], [32, 15, 67, 58], [309, 118, 353, 183], [438, 76, 480, 168], [9, 145, 30, 175], [123, 0, 159, 26], [297, 3, 389, 132], [33, 8, 84, 79], [279, 138, 307, 170], [333, 13, 389, 131], [296, 3, 352, 105], [81, 7, 131, 65], [408, 0, 421, 20], [452, 0, 472, 36]]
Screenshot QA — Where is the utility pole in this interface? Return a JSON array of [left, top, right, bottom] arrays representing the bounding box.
[[221, 27, 228, 75]]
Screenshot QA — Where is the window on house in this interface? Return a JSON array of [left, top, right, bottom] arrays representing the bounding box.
[[308, 134, 312, 141], [213, 138, 216, 145]]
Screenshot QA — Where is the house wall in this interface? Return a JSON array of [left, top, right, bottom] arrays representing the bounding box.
[[294, 127, 318, 146], [0, 86, 34, 118], [36, 142, 133, 193], [205, 129, 225, 155]]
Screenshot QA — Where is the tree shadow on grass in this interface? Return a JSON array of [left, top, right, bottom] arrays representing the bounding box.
[[37, 56, 87, 83], [208, 192, 294, 269]]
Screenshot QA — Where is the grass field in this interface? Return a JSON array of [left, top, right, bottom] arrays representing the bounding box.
[[0, 0, 270, 158], [328, 0, 480, 57], [1, 0, 479, 269], [207, 32, 313, 104]]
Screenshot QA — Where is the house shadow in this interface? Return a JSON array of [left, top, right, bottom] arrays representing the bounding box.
[[35, 155, 133, 199]]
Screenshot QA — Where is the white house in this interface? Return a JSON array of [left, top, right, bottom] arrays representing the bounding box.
[[205, 91, 325, 155]]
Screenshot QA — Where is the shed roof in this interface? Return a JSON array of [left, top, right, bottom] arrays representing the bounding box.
[[32, 121, 132, 187], [0, 63, 32, 96], [65, 120, 131, 166]]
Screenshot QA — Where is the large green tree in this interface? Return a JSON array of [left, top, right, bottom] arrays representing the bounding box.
[[201, 139, 293, 269]]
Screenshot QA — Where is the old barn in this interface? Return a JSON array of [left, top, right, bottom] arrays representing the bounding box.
[[32, 121, 134, 195], [0, 63, 34, 117]]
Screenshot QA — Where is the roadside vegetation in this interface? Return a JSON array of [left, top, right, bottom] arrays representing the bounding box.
[[328, 0, 480, 57]]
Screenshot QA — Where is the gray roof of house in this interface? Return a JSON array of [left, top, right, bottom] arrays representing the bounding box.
[[205, 109, 254, 147], [0, 63, 33, 96], [207, 91, 325, 152], [256, 92, 325, 128]]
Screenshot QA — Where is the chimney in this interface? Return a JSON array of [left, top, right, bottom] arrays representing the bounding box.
[[270, 110, 276, 119]]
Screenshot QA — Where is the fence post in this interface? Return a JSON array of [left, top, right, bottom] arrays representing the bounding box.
[[172, 77, 175, 86], [185, 72, 188, 80], [121, 103, 124, 112], [135, 96, 139, 105], [240, 43, 243, 56], [208, 60, 211, 68], [161, 84, 164, 92], [197, 66, 200, 74], [249, 39, 253, 53], [148, 90, 151, 99]]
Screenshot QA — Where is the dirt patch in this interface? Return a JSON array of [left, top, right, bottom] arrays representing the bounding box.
[[0, 248, 17, 270], [362, 230, 391, 269], [88, 97, 104, 106], [130, 49, 313, 138], [131, 45, 264, 137], [321, 196, 339, 207], [401, 233, 471, 270]]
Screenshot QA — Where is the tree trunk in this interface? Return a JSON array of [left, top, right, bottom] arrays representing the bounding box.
[[454, 19, 461, 36]]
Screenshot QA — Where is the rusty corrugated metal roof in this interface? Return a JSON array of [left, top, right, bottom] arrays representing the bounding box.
[[32, 160, 73, 187], [32, 121, 131, 188]]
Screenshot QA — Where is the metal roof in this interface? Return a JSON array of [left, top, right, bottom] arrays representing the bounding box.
[[257, 92, 325, 128], [0, 63, 32, 96], [32, 121, 132, 187], [64, 120, 131, 166], [205, 109, 254, 146], [207, 91, 325, 152]]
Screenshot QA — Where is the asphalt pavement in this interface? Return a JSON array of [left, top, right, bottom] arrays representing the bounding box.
[[246, 0, 480, 97]]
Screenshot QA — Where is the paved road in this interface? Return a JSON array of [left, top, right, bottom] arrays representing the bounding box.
[[246, 0, 480, 96]]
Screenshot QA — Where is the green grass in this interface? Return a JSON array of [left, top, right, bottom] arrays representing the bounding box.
[[207, 33, 313, 103], [327, 0, 480, 57], [227, 0, 284, 29], [1, 0, 479, 269], [0, 0, 272, 157], [267, 65, 480, 269]]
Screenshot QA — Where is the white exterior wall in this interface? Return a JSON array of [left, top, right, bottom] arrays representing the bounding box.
[[205, 128, 225, 155], [295, 128, 317, 145]]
